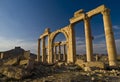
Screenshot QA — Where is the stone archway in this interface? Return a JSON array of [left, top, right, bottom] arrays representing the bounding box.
[[47, 26, 76, 64], [38, 5, 117, 66]]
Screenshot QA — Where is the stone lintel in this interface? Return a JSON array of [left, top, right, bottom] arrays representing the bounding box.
[[69, 13, 85, 24], [87, 5, 106, 17], [40, 32, 49, 38], [61, 41, 67, 45], [70, 5, 107, 24], [74, 9, 84, 17], [40, 28, 50, 38], [53, 41, 67, 46]]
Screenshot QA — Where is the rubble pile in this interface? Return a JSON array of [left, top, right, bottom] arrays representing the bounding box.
[[0, 47, 120, 82]]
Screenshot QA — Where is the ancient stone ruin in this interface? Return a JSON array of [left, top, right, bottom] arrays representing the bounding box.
[[37, 5, 117, 67], [0, 4, 120, 82]]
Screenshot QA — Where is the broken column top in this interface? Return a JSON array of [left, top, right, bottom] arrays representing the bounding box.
[[44, 28, 50, 33], [74, 9, 84, 17]]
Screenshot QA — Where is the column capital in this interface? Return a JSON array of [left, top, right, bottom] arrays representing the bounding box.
[[83, 14, 91, 22], [101, 8, 110, 16]]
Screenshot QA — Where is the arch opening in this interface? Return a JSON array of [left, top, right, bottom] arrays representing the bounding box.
[[51, 32, 67, 63]]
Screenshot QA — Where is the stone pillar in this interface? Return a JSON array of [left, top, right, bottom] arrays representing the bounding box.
[[102, 8, 117, 66], [67, 25, 76, 63], [54, 46, 57, 62], [58, 44, 61, 61], [95, 55, 99, 61], [37, 39, 41, 62], [42, 38, 46, 63], [48, 35, 53, 64], [63, 44, 66, 61], [1, 53, 4, 59], [84, 15, 93, 62]]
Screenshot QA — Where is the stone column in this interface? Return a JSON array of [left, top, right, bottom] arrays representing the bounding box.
[[84, 15, 93, 62], [42, 38, 46, 63], [67, 25, 76, 63], [37, 39, 41, 62], [1, 53, 4, 59], [47, 35, 53, 64], [54, 46, 57, 62], [102, 8, 117, 66], [58, 44, 61, 61], [63, 44, 66, 61]]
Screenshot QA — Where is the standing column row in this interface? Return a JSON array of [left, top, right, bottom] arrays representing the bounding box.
[[83, 9, 117, 66], [53, 43, 67, 62]]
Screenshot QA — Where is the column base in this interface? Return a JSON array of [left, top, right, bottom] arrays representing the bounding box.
[[109, 60, 117, 66], [86, 58, 92, 62]]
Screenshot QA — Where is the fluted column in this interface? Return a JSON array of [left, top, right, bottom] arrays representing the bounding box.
[[84, 15, 93, 62], [42, 38, 46, 63], [102, 8, 117, 66], [37, 39, 41, 62]]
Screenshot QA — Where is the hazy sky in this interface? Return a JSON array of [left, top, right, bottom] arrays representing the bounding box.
[[0, 0, 120, 54]]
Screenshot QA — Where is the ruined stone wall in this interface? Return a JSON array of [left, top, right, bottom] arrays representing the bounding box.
[[0, 52, 8, 59], [24, 50, 30, 59]]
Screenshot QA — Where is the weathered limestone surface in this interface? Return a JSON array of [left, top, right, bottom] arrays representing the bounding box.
[[19, 59, 28, 65], [38, 5, 117, 67], [42, 38, 46, 63], [26, 58, 35, 70], [75, 59, 105, 70], [0, 53, 4, 59], [84, 16, 93, 62], [4, 58, 19, 65], [24, 50, 30, 59], [102, 9, 117, 66]]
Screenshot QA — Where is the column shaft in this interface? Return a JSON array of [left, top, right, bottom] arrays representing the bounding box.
[[67, 25, 76, 63], [42, 38, 46, 63], [47, 35, 53, 64], [58, 44, 61, 61], [84, 16, 93, 62], [102, 9, 117, 66], [54, 46, 57, 62], [37, 39, 40, 62], [63, 44, 66, 61]]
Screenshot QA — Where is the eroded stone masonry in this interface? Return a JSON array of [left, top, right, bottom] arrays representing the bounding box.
[[37, 5, 117, 66]]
